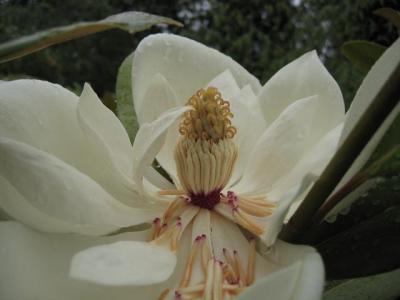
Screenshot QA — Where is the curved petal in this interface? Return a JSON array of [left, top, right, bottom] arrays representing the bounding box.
[[0, 221, 171, 300], [258, 50, 344, 128], [136, 73, 179, 125], [207, 69, 241, 100], [70, 241, 176, 286], [228, 84, 267, 186], [0, 175, 74, 233], [77, 83, 133, 180], [270, 123, 344, 201], [238, 241, 324, 300], [234, 95, 338, 195], [0, 80, 138, 206], [132, 106, 190, 199], [132, 33, 261, 112], [0, 137, 161, 235]]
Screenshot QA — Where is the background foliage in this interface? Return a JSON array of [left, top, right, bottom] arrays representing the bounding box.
[[0, 0, 399, 109]]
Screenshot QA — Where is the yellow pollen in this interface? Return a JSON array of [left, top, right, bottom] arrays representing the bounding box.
[[179, 87, 237, 142]]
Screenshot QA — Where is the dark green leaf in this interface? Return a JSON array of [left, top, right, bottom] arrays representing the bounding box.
[[301, 175, 400, 245], [366, 113, 400, 170], [115, 53, 138, 142], [374, 7, 400, 30], [0, 11, 182, 64], [341, 40, 386, 74], [317, 109, 400, 222], [317, 205, 400, 278], [323, 268, 400, 300]]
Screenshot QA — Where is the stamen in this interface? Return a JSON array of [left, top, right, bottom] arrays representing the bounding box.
[[233, 208, 265, 236], [158, 289, 170, 300], [180, 235, 202, 288], [158, 189, 187, 196], [233, 250, 245, 286], [213, 261, 223, 300], [204, 259, 215, 300], [151, 217, 162, 240], [175, 139, 237, 198], [201, 235, 212, 275]]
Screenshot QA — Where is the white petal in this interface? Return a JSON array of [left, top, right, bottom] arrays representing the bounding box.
[[136, 73, 179, 125], [77, 83, 133, 179], [0, 175, 74, 233], [271, 123, 344, 201], [132, 33, 261, 112], [258, 50, 344, 128], [206, 69, 241, 100], [234, 95, 337, 195], [132, 106, 190, 199], [0, 138, 161, 235], [228, 84, 267, 186], [239, 241, 324, 300], [332, 38, 400, 197], [0, 221, 170, 300], [70, 241, 176, 286], [0, 80, 138, 206]]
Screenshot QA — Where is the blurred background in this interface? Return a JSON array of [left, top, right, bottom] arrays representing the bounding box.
[[0, 0, 399, 110]]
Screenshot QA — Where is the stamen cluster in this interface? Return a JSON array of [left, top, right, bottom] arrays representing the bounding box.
[[179, 87, 237, 142]]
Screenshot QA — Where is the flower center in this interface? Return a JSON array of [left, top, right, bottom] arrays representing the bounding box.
[[153, 87, 277, 299], [189, 189, 221, 210], [174, 87, 238, 210]]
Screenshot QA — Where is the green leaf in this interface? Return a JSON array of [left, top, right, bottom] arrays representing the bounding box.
[[374, 7, 400, 30], [115, 53, 138, 142], [341, 40, 386, 74], [0, 11, 182, 64], [279, 38, 400, 243], [317, 205, 400, 278], [320, 111, 400, 222], [323, 268, 400, 300]]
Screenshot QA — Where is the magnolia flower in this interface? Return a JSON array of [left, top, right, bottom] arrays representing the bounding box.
[[0, 33, 345, 300]]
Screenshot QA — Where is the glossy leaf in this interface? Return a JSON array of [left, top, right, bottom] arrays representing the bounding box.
[[341, 40, 386, 74], [0, 11, 182, 63], [323, 268, 400, 300], [115, 53, 139, 142], [321, 107, 400, 221], [317, 205, 400, 278], [302, 175, 400, 245]]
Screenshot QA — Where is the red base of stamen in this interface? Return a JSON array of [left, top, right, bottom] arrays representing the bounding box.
[[189, 189, 221, 210]]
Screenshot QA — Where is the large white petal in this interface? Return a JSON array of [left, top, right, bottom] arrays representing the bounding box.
[[136, 73, 179, 125], [271, 123, 344, 202], [207, 69, 241, 100], [0, 221, 171, 300], [258, 50, 344, 128], [238, 241, 324, 300], [228, 84, 267, 186], [0, 80, 138, 206], [77, 83, 133, 180], [0, 175, 74, 233], [234, 95, 337, 195], [0, 138, 161, 235], [132, 106, 190, 200], [70, 241, 176, 286], [132, 33, 261, 112]]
